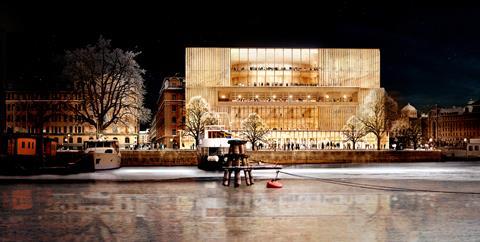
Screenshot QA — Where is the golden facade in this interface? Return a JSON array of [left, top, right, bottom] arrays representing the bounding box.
[[186, 48, 384, 148]]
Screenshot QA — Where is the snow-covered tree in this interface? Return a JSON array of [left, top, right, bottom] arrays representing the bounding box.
[[342, 115, 367, 150], [185, 96, 218, 145], [241, 113, 269, 150], [358, 89, 398, 150], [63, 37, 150, 137]]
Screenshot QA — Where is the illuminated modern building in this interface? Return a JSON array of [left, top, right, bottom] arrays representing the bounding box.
[[5, 90, 139, 148], [186, 48, 386, 149]]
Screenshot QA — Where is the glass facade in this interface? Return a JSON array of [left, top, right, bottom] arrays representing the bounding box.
[[186, 48, 385, 149]]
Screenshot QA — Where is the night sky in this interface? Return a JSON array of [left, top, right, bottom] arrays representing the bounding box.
[[2, 2, 480, 116]]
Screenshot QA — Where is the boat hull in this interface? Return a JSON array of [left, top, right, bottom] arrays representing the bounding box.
[[89, 152, 122, 170]]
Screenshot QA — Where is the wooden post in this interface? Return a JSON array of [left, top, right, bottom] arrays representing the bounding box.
[[223, 169, 230, 186], [234, 169, 240, 187], [244, 169, 250, 186], [248, 169, 254, 185]]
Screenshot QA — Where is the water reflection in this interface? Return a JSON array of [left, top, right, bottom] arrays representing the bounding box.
[[0, 180, 479, 241]]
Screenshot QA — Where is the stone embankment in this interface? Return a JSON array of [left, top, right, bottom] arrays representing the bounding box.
[[121, 150, 442, 166]]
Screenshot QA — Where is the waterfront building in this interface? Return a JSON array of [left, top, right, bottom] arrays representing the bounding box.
[[185, 48, 386, 149], [427, 99, 480, 147], [151, 76, 186, 149], [5, 90, 139, 148]]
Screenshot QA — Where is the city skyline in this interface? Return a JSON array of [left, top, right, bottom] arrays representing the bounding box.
[[2, 3, 480, 114]]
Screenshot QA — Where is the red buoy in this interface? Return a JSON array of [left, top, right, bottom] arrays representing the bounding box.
[[266, 180, 283, 188]]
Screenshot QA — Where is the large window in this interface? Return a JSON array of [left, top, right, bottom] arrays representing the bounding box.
[[230, 49, 319, 87]]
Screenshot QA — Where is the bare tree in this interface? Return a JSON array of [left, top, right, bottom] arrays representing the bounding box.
[[27, 100, 66, 133], [391, 118, 422, 150], [63, 37, 150, 138], [241, 113, 269, 150], [358, 89, 398, 150], [184, 96, 218, 146], [342, 115, 367, 150]]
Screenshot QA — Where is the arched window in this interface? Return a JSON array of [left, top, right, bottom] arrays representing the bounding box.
[[125, 137, 130, 143], [89, 137, 94, 140], [113, 137, 118, 140], [69, 137, 73, 143], [77, 137, 82, 144]]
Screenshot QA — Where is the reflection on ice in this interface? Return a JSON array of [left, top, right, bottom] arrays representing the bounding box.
[[1, 179, 480, 241]]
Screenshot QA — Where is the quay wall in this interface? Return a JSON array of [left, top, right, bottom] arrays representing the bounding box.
[[121, 150, 442, 166]]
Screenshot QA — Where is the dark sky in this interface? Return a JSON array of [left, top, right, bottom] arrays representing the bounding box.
[[2, 2, 480, 115]]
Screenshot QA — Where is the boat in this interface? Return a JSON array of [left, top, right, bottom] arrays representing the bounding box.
[[83, 140, 121, 170], [0, 134, 57, 173], [0, 133, 92, 174], [198, 125, 236, 171], [56, 143, 93, 172]]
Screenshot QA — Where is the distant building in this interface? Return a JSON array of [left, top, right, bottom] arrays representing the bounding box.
[[427, 99, 480, 147], [400, 103, 418, 119], [5, 90, 139, 148], [138, 129, 150, 146], [151, 76, 186, 149]]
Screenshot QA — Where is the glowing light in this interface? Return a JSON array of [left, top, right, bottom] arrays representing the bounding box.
[[343, 95, 347, 99], [255, 95, 259, 99], [272, 95, 276, 99], [238, 95, 242, 99], [289, 95, 293, 98], [221, 95, 226, 99], [307, 95, 311, 99], [325, 95, 329, 98]]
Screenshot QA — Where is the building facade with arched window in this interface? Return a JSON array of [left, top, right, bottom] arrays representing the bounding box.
[[185, 48, 387, 149], [427, 99, 480, 147], [4, 90, 139, 149]]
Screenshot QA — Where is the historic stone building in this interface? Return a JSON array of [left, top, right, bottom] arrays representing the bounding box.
[[400, 103, 418, 119], [427, 99, 480, 147], [5, 90, 139, 148], [151, 76, 186, 149], [185, 48, 386, 149]]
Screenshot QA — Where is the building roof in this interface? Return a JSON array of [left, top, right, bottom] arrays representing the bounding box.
[[401, 103, 417, 118], [471, 99, 480, 113]]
